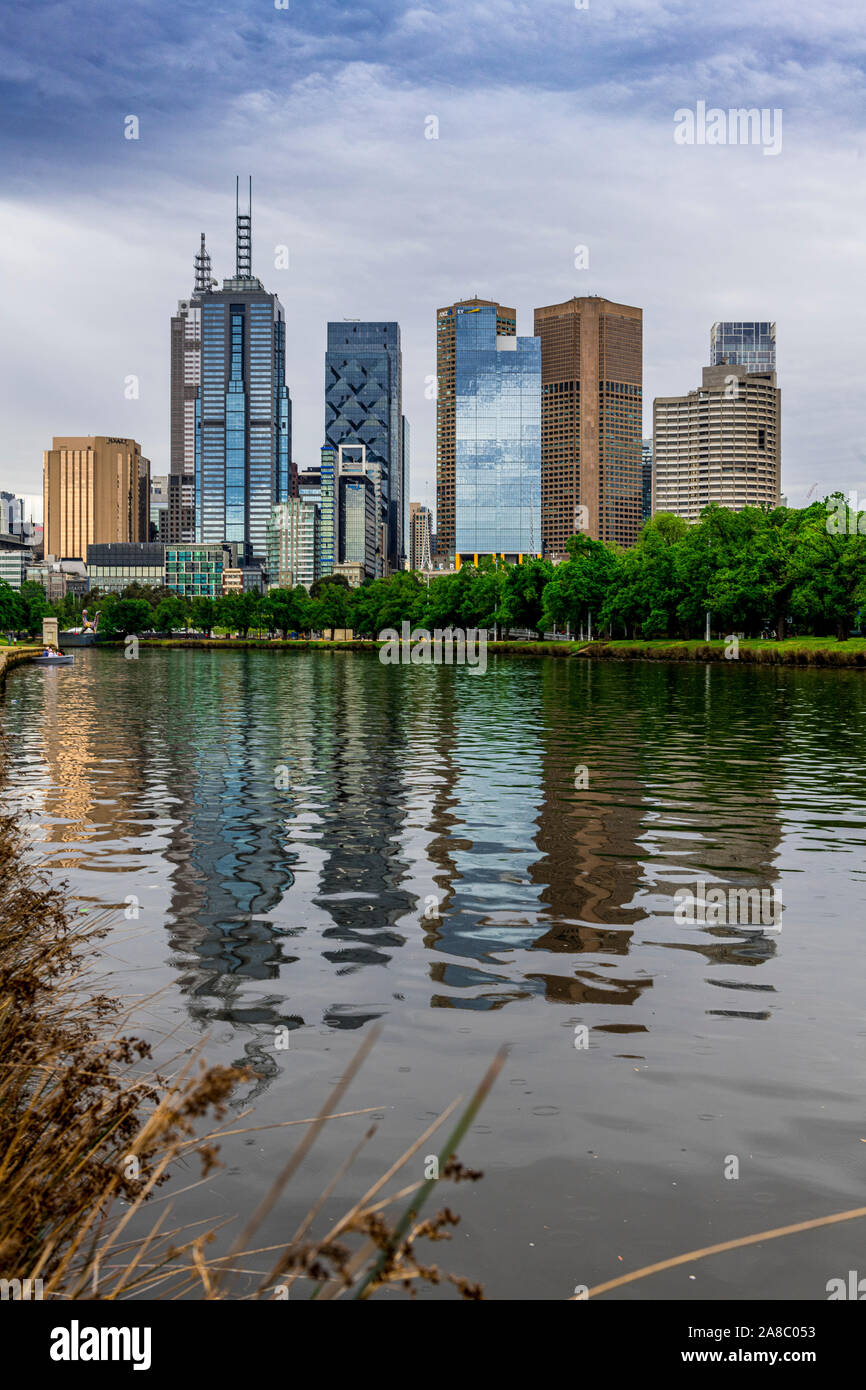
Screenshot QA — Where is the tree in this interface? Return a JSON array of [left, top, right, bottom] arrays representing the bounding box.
[[17, 580, 50, 637], [190, 596, 215, 636], [542, 534, 616, 636], [498, 558, 553, 638], [153, 596, 188, 634], [310, 573, 350, 601], [0, 580, 24, 636]]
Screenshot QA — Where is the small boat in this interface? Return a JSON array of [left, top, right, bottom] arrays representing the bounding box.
[[33, 652, 74, 667]]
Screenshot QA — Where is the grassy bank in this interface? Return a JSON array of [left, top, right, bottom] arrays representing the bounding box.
[[587, 637, 866, 666]]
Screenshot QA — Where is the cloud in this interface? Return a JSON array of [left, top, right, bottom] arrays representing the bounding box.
[[1, 2, 865, 505]]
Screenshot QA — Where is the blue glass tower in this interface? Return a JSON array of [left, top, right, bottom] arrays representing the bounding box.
[[454, 305, 541, 560], [325, 321, 403, 576], [710, 321, 776, 372], [188, 182, 291, 561]]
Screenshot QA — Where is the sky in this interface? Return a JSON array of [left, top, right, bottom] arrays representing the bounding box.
[[2, 0, 865, 513]]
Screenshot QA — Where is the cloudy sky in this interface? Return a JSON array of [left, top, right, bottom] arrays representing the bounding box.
[[2, 0, 865, 511]]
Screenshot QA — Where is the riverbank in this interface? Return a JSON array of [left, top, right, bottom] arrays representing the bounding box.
[[130, 636, 866, 666], [585, 637, 866, 666], [0, 646, 39, 687]]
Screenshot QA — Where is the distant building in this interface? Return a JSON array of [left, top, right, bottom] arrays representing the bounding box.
[[338, 472, 377, 580], [165, 543, 236, 599], [222, 565, 264, 594], [653, 363, 781, 523], [267, 500, 320, 590], [87, 542, 166, 594], [534, 296, 643, 553], [325, 320, 405, 575], [0, 491, 43, 548], [642, 438, 653, 524], [0, 541, 32, 590], [710, 321, 776, 373], [409, 503, 433, 570], [26, 558, 88, 602], [43, 436, 150, 561], [332, 562, 366, 588], [150, 475, 170, 540]]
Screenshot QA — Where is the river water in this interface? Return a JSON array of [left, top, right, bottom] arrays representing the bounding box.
[[3, 647, 866, 1299]]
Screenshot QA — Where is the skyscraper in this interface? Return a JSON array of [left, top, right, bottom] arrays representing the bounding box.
[[642, 438, 653, 524], [325, 321, 404, 576], [170, 182, 292, 561], [451, 302, 541, 564], [711, 321, 776, 373], [653, 363, 781, 522], [43, 436, 150, 560], [533, 296, 643, 554], [436, 297, 516, 563], [409, 502, 433, 570]]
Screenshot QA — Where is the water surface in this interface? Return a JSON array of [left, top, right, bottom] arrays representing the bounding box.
[[4, 648, 866, 1299]]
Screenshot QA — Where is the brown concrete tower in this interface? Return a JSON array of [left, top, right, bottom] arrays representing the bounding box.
[[534, 296, 642, 554]]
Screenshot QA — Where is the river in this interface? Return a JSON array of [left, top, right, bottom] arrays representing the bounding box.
[[3, 647, 865, 1299]]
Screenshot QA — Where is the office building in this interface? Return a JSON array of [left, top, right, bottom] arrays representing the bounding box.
[[710, 321, 776, 373], [87, 541, 166, 594], [150, 475, 170, 540], [442, 302, 540, 565], [43, 437, 150, 561], [533, 296, 642, 554], [642, 438, 653, 524], [165, 543, 236, 599], [653, 363, 781, 523], [338, 472, 377, 580], [409, 503, 433, 571], [436, 298, 516, 562], [325, 320, 405, 575], [170, 183, 292, 558], [0, 542, 32, 590], [267, 499, 320, 590]]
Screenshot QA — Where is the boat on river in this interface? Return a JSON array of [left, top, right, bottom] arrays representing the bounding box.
[[33, 652, 74, 667]]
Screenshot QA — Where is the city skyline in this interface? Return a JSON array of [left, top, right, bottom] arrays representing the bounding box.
[[1, 2, 863, 511]]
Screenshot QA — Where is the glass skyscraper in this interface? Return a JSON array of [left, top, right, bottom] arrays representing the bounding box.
[[454, 304, 541, 561], [325, 321, 404, 575], [172, 188, 292, 563], [710, 321, 776, 372]]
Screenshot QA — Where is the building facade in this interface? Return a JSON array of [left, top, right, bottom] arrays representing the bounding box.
[[533, 296, 643, 555], [642, 438, 653, 524], [409, 502, 433, 570], [87, 542, 166, 593], [170, 191, 292, 561], [653, 364, 781, 523], [266, 499, 320, 590], [325, 321, 404, 575], [436, 298, 516, 563], [710, 321, 776, 373], [0, 544, 32, 590], [338, 473, 377, 580], [43, 437, 150, 561], [449, 303, 540, 564], [165, 543, 236, 599]]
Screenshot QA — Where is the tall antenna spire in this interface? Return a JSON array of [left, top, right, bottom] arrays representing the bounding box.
[[236, 174, 252, 278], [194, 232, 212, 294]]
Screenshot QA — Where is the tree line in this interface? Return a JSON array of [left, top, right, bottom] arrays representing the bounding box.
[[3, 499, 865, 644]]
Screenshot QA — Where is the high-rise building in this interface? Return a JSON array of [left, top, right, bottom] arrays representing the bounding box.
[[325, 321, 404, 576], [710, 321, 776, 373], [409, 502, 433, 570], [533, 296, 643, 554], [0, 491, 42, 541], [439, 302, 541, 565], [150, 475, 169, 540], [43, 436, 150, 561], [642, 438, 653, 524], [436, 298, 516, 563], [267, 499, 320, 590], [170, 183, 292, 560], [653, 363, 781, 523]]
